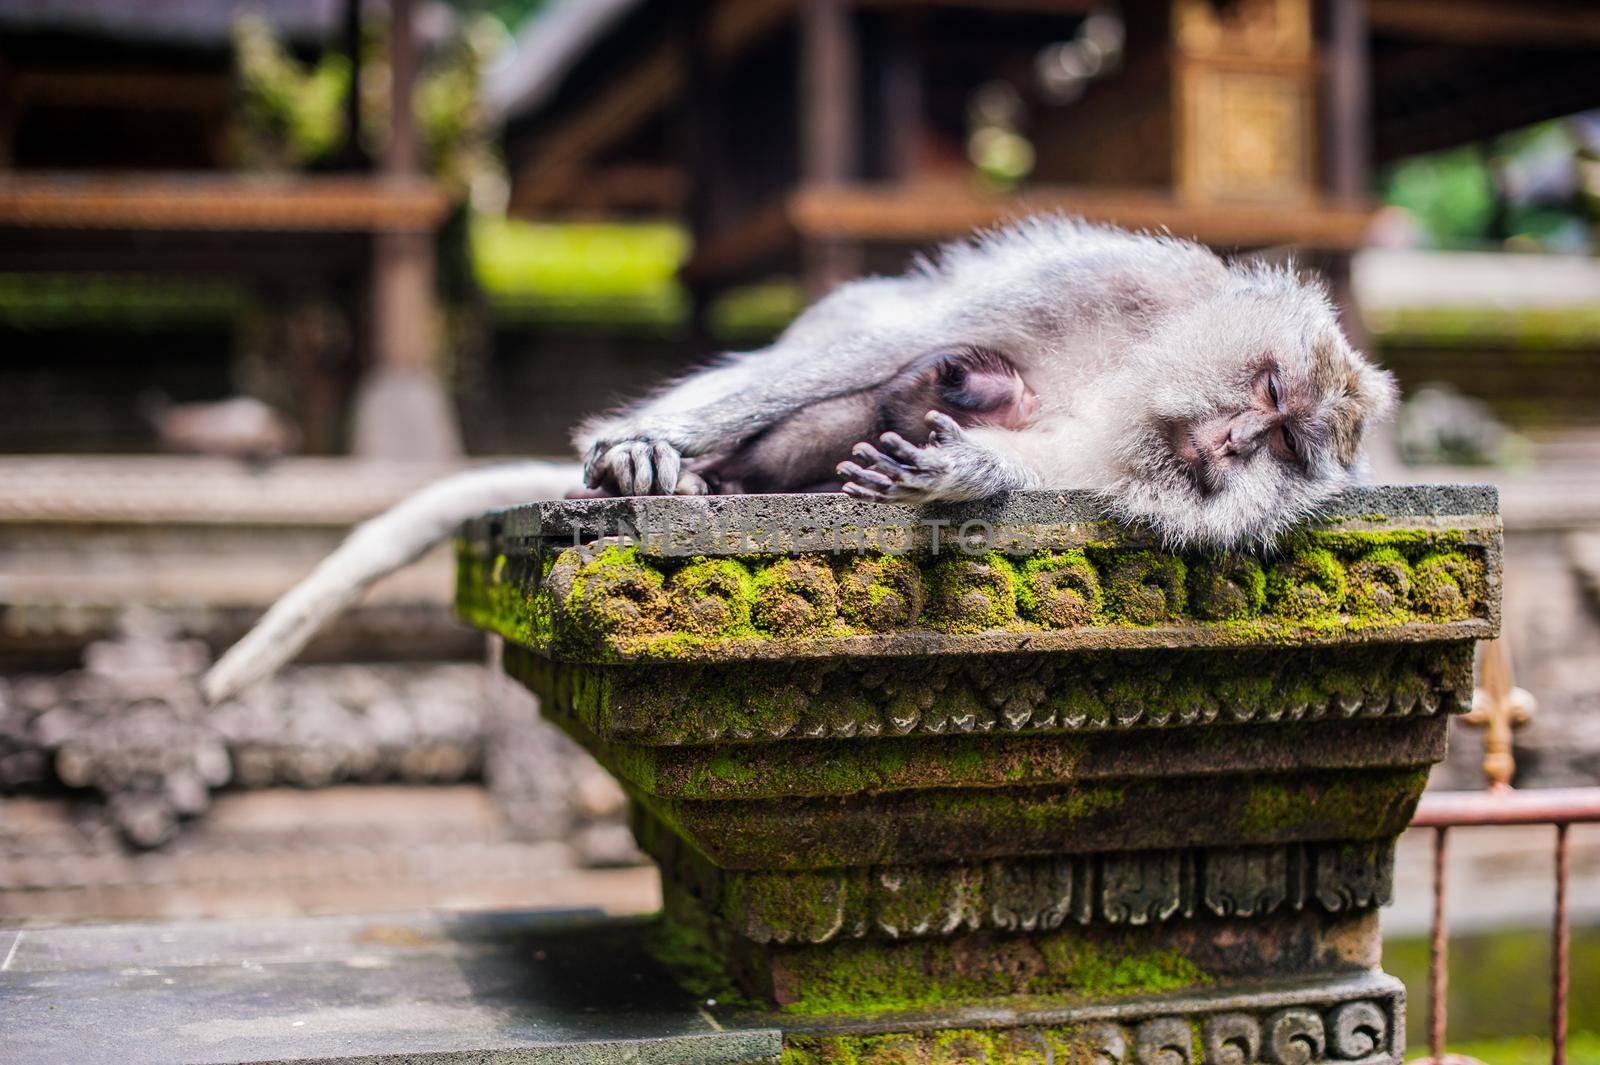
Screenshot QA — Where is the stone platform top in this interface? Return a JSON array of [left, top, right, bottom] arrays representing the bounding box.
[[458, 486, 1501, 664], [1, 910, 777, 1065]]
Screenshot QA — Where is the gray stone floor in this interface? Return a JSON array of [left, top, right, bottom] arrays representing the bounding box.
[[1, 911, 779, 1065]]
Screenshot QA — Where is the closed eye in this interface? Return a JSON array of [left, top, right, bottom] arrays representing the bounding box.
[[1279, 422, 1304, 467]]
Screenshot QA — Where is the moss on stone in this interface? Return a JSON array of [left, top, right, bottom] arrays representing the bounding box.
[[1412, 551, 1486, 622], [1014, 550, 1102, 628], [563, 546, 670, 647], [754, 557, 842, 636], [1189, 555, 1267, 621], [839, 554, 926, 631], [1345, 547, 1413, 617], [667, 557, 757, 638], [771, 928, 1209, 1016], [1102, 551, 1187, 625], [1267, 547, 1347, 620], [927, 553, 1019, 632], [1236, 768, 1430, 839]]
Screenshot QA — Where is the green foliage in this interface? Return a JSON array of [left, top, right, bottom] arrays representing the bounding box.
[[1383, 145, 1496, 249], [233, 11, 351, 168], [472, 214, 689, 328], [0, 275, 243, 330]]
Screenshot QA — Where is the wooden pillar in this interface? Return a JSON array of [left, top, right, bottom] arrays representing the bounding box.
[[352, 0, 461, 460], [338, 0, 366, 169], [1326, 0, 1371, 202], [682, 0, 718, 344], [800, 0, 862, 299]]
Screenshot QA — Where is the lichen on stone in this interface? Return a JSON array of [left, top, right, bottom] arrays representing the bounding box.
[[755, 557, 842, 636], [1268, 547, 1347, 620], [1102, 551, 1187, 625], [1015, 550, 1102, 628], [927, 552, 1019, 632], [839, 554, 925, 631], [1189, 554, 1267, 621]]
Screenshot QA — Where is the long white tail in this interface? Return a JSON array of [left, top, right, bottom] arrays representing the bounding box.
[[201, 460, 583, 704]]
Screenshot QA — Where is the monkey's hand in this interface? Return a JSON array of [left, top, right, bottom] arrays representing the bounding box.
[[838, 411, 1013, 504], [581, 436, 707, 496]]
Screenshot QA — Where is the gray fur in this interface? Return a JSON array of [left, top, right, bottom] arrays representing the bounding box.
[[579, 215, 1396, 549]]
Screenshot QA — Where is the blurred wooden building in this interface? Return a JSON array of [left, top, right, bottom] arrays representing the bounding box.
[[491, 0, 1600, 304], [0, 0, 455, 458]]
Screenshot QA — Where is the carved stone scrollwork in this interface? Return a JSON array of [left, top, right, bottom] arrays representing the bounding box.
[[1265, 1008, 1327, 1065], [1135, 1017, 1194, 1065], [1203, 846, 1288, 917], [1204, 1013, 1263, 1065], [1083, 1022, 1129, 1065], [1328, 1001, 1388, 1060], [1311, 840, 1394, 911], [1101, 851, 1188, 924]]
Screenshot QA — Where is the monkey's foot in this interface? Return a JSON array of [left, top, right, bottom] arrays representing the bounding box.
[[837, 411, 968, 504], [582, 438, 705, 496]]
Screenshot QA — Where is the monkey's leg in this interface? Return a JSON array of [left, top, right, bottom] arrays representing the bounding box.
[[838, 411, 1041, 504]]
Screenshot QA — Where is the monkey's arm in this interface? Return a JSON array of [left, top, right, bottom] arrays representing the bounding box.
[[837, 412, 1044, 503], [201, 460, 582, 703], [577, 277, 943, 494]]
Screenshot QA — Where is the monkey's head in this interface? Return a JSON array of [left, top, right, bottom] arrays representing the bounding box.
[[1110, 267, 1397, 549]]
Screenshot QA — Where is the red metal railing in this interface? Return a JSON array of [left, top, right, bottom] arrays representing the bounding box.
[[1408, 636, 1600, 1065]]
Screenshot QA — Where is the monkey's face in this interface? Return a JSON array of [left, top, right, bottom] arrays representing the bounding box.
[[1113, 279, 1397, 548]]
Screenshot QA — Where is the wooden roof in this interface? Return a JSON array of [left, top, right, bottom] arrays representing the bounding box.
[[0, 174, 451, 233]]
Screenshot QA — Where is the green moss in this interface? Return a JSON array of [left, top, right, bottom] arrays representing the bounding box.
[[1412, 551, 1486, 622], [1102, 551, 1187, 624], [926, 553, 1018, 632], [1346, 547, 1413, 617], [667, 557, 757, 638], [1014, 550, 1102, 627], [839, 555, 925, 631], [1188, 555, 1267, 621], [1237, 768, 1430, 838], [1267, 547, 1347, 620], [754, 558, 842, 636], [562, 546, 669, 648], [774, 929, 1209, 1016]]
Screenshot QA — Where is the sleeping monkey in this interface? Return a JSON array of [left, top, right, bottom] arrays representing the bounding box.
[[202, 216, 1396, 702]]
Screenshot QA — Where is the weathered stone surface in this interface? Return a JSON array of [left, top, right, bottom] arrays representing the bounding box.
[[457, 486, 1499, 1045], [459, 487, 1499, 664], [1, 911, 780, 1065], [516, 641, 1472, 748], [778, 970, 1403, 1063]]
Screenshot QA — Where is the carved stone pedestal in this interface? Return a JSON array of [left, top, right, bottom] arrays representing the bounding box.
[[457, 487, 1500, 1063]]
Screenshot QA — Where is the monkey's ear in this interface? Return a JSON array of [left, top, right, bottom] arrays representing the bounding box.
[[1350, 360, 1399, 423]]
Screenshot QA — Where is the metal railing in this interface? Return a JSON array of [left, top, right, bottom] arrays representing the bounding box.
[[1409, 636, 1600, 1065]]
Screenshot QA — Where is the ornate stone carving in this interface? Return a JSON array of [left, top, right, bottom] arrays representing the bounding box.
[[1265, 1008, 1327, 1065], [1203, 1013, 1263, 1065], [518, 641, 1475, 747], [1328, 1001, 1388, 1060], [1101, 851, 1189, 925], [1136, 1017, 1195, 1064], [459, 512, 1494, 664], [642, 822, 1397, 944], [783, 985, 1401, 1064]]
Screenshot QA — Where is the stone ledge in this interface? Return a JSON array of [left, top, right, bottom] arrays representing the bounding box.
[[459, 489, 1501, 665]]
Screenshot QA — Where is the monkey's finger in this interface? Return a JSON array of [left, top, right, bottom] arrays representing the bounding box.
[[876, 432, 927, 466], [836, 461, 895, 491], [583, 443, 610, 488], [675, 470, 709, 496], [650, 442, 681, 497], [924, 410, 965, 442], [842, 482, 889, 502], [851, 442, 911, 475]]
